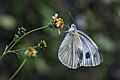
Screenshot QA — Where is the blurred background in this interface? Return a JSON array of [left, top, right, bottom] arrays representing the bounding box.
[[0, 0, 120, 80]]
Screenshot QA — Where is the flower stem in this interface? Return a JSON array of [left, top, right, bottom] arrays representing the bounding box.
[[0, 52, 7, 61], [9, 58, 28, 80], [8, 25, 49, 51], [0, 25, 49, 61]]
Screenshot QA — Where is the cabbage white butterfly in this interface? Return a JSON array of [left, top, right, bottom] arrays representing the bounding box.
[[58, 24, 103, 69]]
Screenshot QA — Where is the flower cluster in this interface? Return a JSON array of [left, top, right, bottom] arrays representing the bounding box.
[[24, 47, 38, 57], [48, 13, 64, 34], [24, 40, 47, 57], [52, 13, 64, 29], [39, 40, 47, 49], [14, 27, 26, 41]]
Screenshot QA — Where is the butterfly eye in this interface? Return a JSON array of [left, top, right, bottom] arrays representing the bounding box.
[[86, 52, 90, 58]]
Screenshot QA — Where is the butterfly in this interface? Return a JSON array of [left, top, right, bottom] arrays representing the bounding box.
[[58, 24, 103, 69]]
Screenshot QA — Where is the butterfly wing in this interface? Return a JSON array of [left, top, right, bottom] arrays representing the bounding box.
[[77, 30, 103, 67], [58, 33, 83, 69]]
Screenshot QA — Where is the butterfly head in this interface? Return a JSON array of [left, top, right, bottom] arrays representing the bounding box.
[[67, 24, 79, 36]]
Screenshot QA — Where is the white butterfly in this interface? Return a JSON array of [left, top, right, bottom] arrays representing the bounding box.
[[58, 24, 103, 69]]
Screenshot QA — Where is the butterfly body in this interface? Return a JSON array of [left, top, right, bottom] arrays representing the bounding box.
[[58, 24, 103, 69]]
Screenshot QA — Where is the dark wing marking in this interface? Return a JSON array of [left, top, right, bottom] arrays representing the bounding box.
[[78, 30, 103, 67]]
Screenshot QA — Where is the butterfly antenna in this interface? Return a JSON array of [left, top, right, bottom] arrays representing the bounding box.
[[69, 12, 75, 23]]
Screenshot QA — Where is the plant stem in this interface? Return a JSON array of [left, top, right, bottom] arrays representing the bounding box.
[[0, 25, 49, 61], [8, 48, 28, 52], [9, 58, 28, 80], [0, 52, 7, 61], [8, 25, 49, 51]]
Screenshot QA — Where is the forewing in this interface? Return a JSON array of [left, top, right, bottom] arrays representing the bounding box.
[[78, 30, 103, 67], [58, 33, 82, 69]]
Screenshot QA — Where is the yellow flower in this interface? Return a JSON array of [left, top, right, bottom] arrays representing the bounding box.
[[52, 13, 64, 34], [54, 18, 64, 29], [42, 40, 47, 47], [52, 13, 64, 29], [39, 40, 47, 49], [25, 47, 37, 57]]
